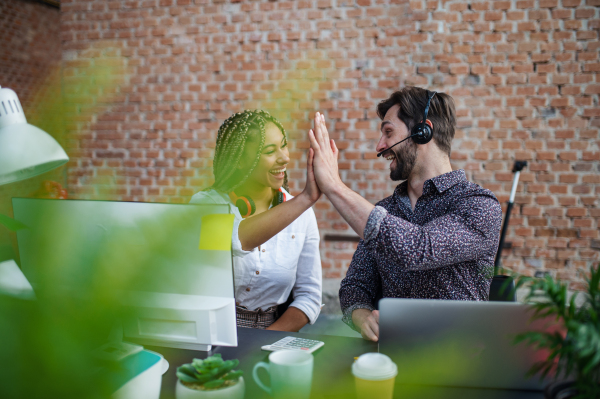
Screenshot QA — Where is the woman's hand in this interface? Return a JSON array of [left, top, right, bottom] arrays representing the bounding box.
[[301, 148, 322, 204], [308, 112, 341, 196], [238, 148, 321, 251]]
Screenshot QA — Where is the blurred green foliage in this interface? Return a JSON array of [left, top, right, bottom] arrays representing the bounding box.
[[0, 45, 129, 398], [0, 201, 225, 398], [515, 263, 600, 398]]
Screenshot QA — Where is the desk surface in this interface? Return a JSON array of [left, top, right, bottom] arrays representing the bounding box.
[[151, 327, 544, 399]]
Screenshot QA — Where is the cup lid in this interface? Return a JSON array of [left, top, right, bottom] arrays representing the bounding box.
[[352, 353, 398, 381]]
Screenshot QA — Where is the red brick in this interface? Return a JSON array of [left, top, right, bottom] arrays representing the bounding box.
[[3, 0, 597, 293]]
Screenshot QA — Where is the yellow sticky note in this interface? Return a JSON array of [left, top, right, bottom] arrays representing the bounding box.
[[199, 214, 235, 251]]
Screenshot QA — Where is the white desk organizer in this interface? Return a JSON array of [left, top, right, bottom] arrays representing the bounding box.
[[121, 291, 237, 351]]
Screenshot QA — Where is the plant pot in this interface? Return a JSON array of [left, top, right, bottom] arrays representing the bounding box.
[[544, 381, 577, 399], [175, 377, 245, 399]]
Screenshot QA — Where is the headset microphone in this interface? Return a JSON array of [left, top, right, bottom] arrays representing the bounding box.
[[376, 90, 437, 158], [376, 135, 416, 157]]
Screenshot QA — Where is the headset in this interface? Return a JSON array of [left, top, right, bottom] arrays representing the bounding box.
[[230, 187, 287, 218], [376, 90, 437, 158]]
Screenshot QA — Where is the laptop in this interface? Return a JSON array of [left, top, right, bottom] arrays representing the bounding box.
[[379, 298, 560, 390]]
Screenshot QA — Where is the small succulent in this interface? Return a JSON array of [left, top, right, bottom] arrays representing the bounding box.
[[176, 353, 243, 390]]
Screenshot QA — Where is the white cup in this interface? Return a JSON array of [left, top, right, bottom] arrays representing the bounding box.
[[253, 350, 314, 399], [352, 353, 398, 399]]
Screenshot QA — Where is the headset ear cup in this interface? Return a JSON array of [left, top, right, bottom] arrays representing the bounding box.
[[246, 196, 256, 216], [271, 190, 284, 208], [412, 123, 433, 145], [235, 196, 256, 217], [410, 89, 436, 145], [235, 198, 249, 217]]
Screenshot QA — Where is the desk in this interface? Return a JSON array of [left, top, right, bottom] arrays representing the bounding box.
[[151, 327, 544, 399]]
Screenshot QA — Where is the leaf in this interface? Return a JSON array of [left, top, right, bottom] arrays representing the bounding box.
[[212, 359, 239, 380], [193, 359, 209, 373], [177, 364, 197, 377], [569, 294, 577, 319], [223, 370, 243, 380], [0, 213, 28, 232], [203, 379, 225, 389], [195, 374, 215, 384], [177, 371, 199, 383], [491, 266, 600, 390], [203, 355, 224, 369], [582, 350, 600, 376]]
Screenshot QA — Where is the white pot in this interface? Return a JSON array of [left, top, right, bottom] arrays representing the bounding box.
[[176, 377, 245, 399]]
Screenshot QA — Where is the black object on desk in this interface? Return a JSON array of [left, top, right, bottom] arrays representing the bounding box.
[[151, 327, 544, 399]]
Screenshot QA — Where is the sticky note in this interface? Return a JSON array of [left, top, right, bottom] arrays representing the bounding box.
[[0, 213, 28, 232], [199, 214, 234, 251]]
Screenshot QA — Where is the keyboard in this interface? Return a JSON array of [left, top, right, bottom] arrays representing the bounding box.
[[261, 336, 325, 353]]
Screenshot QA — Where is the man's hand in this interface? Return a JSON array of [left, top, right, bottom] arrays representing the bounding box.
[[300, 148, 321, 204], [307, 112, 341, 196], [352, 308, 380, 342], [307, 111, 375, 239]]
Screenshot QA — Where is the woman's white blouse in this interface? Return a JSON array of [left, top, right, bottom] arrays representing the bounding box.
[[189, 188, 322, 324]]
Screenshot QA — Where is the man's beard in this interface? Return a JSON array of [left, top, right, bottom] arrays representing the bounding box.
[[389, 141, 417, 181]]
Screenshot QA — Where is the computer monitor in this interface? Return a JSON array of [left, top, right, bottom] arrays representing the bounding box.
[[12, 198, 237, 351]]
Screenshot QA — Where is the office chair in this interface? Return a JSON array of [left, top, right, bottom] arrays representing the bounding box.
[[490, 161, 526, 303], [276, 292, 294, 318], [489, 275, 516, 302]]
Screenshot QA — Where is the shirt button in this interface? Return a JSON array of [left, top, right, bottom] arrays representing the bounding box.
[[255, 271, 260, 275], [235, 301, 240, 306], [246, 287, 250, 292], [262, 248, 266, 252], [292, 235, 295, 239]]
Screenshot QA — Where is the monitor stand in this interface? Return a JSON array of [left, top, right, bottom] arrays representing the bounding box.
[[129, 337, 211, 352], [108, 323, 213, 352], [119, 292, 237, 352]]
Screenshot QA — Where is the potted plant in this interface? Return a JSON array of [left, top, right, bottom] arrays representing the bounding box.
[[175, 353, 244, 399], [514, 263, 600, 399]]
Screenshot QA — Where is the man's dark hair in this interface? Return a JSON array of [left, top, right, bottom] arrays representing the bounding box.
[[376, 86, 456, 156]]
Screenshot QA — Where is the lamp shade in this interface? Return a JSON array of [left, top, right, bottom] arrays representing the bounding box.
[[0, 86, 69, 185]]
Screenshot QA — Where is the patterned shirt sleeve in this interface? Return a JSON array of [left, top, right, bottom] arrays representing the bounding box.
[[339, 239, 382, 331], [364, 193, 502, 271]]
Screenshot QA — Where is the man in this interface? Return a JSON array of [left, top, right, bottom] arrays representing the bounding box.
[[307, 86, 502, 341]]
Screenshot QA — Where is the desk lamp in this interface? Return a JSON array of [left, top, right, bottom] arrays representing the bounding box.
[[0, 85, 69, 298], [0, 86, 69, 184]]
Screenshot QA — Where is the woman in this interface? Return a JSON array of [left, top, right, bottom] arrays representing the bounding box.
[[190, 110, 324, 331]]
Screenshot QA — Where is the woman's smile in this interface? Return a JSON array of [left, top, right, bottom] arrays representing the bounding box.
[[269, 166, 286, 179]]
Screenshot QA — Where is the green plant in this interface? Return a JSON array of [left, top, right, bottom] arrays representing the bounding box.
[[514, 263, 600, 399], [176, 354, 243, 390]]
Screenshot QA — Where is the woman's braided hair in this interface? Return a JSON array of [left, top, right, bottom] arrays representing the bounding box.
[[210, 110, 289, 193]]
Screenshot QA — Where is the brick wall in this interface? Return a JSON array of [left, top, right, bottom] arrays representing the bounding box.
[[0, 0, 63, 255], [0, 0, 62, 111], [41, 0, 600, 289]]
